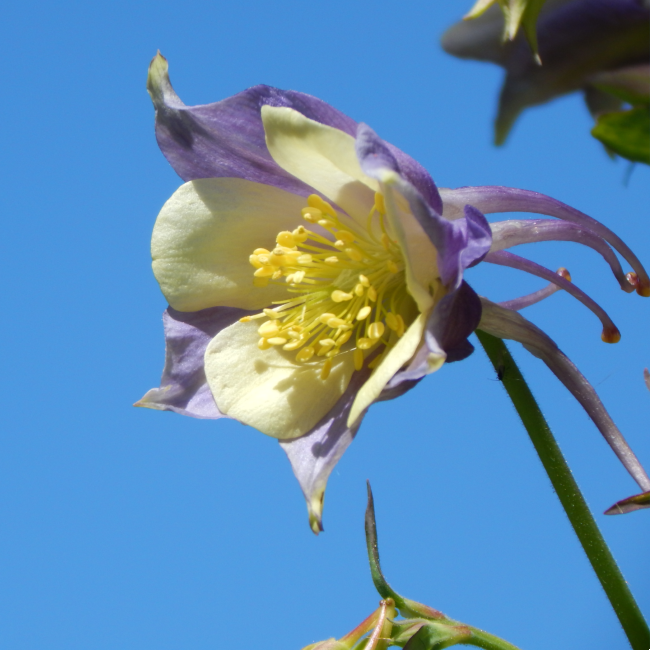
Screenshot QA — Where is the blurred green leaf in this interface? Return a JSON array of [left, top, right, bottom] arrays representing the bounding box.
[[591, 106, 650, 165]]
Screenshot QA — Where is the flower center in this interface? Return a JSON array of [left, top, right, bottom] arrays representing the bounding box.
[[241, 193, 414, 379]]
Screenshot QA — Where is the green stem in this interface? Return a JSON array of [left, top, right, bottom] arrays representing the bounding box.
[[467, 627, 522, 650], [476, 330, 649, 650]]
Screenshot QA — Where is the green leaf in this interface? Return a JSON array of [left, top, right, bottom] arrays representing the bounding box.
[[591, 106, 650, 165]]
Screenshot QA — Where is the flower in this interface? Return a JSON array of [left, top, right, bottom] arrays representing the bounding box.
[[441, 0, 650, 145], [138, 53, 650, 532]]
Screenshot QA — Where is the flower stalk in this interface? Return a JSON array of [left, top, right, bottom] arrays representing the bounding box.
[[475, 330, 650, 650], [365, 483, 523, 650]]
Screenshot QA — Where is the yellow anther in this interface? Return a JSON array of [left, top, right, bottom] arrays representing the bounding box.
[[239, 316, 252, 323], [286, 271, 306, 284], [276, 231, 296, 247], [357, 306, 372, 320], [336, 230, 355, 244], [292, 226, 309, 243], [296, 346, 315, 362], [393, 316, 404, 334], [283, 339, 304, 351], [320, 359, 332, 380], [302, 209, 320, 223], [385, 312, 399, 330], [368, 322, 385, 340], [345, 247, 364, 262], [337, 331, 352, 345], [321, 200, 337, 217], [269, 254, 286, 267], [318, 340, 336, 355], [258, 321, 280, 337], [374, 192, 386, 214], [248, 195, 409, 373], [331, 290, 353, 302]]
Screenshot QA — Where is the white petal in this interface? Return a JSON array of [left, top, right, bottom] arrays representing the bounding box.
[[204, 321, 356, 439], [348, 312, 443, 426], [152, 178, 308, 311], [262, 106, 378, 223], [382, 177, 438, 313]]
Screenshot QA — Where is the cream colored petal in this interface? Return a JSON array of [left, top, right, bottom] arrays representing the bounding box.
[[152, 178, 308, 311], [262, 106, 378, 224], [204, 321, 355, 439], [348, 312, 444, 426], [381, 176, 438, 313]]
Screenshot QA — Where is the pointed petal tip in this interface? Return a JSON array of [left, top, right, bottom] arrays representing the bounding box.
[[308, 489, 325, 535], [147, 51, 171, 104], [604, 490, 650, 515], [133, 397, 165, 411]]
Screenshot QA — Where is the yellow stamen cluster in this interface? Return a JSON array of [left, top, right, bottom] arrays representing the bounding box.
[[242, 193, 410, 378]]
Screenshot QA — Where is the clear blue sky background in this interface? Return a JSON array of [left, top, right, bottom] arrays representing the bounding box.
[[1, 1, 648, 649]]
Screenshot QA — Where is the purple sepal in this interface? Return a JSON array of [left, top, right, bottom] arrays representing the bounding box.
[[149, 56, 442, 211], [426, 281, 482, 363], [137, 306, 251, 419], [355, 127, 492, 290], [410, 197, 492, 289], [280, 357, 423, 532], [279, 367, 372, 532], [355, 123, 443, 214], [384, 281, 482, 393]]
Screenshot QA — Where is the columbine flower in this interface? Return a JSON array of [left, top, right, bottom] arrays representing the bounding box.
[[138, 53, 650, 532], [441, 0, 650, 144]]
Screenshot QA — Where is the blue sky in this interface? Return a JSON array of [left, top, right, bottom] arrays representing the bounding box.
[[1, 1, 648, 648]]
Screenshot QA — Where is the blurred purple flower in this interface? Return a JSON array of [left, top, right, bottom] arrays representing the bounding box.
[[442, 0, 650, 144], [138, 53, 650, 532]]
